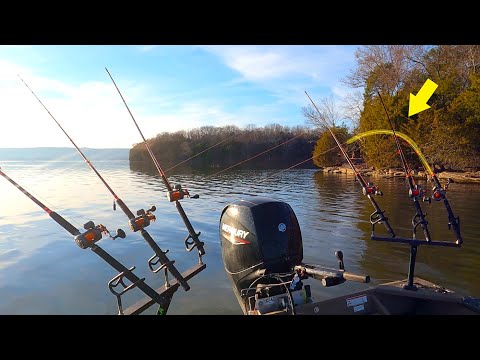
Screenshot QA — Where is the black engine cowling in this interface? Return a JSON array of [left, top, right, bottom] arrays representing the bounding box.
[[219, 197, 303, 305]]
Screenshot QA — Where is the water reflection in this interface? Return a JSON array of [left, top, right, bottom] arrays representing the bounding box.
[[313, 172, 480, 297], [0, 162, 479, 314]]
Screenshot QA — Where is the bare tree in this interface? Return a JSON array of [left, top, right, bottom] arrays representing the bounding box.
[[302, 94, 342, 129], [340, 90, 364, 129], [466, 45, 480, 74], [342, 45, 429, 96]]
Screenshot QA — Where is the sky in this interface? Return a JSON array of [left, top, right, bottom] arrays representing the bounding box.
[[0, 45, 360, 149]]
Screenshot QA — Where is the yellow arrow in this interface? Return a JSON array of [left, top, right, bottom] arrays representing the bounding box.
[[408, 78, 438, 116]]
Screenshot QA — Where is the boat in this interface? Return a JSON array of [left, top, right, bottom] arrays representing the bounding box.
[[219, 197, 480, 315], [6, 76, 476, 316]]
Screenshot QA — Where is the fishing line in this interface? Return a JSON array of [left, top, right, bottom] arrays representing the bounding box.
[[377, 91, 431, 241], [261, 144, 341, 181], [305, 91, 396, 238], [376, 93, 415, 181], [375, 93, 461, 244], [199, 141, 354, 214], [204, 132, 306, 179], [19, 74, 193, 294], [165, 133, 237, 173], [105, 69, 169, 186], [105, 67, 206, 256], [346, 130, 434, 175]]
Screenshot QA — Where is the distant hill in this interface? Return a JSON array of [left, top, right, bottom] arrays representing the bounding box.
[[130, 124, 318, 171], [0, 147, 129, 161]]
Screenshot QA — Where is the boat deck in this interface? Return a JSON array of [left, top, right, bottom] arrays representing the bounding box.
[[247, 277, 479, 315]]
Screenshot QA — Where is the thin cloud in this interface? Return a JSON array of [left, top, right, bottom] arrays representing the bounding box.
[[200, 45, 356, 83], [0, 59, 294, 148], [200, 45, 359, 108], [0, 46, 360, 148]]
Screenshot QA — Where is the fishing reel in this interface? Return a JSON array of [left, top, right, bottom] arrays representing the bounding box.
[[432, 179, 450, 201], [432, 187, 445, 201], [409, 184, 431, 203], [129, 206, 156, 232], [74, 221, 126, 249], [363, 182, 383, 196], [167, 184, 199, 202]]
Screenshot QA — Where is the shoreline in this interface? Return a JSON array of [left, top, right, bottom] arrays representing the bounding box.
[[319, 165, 480, 184]]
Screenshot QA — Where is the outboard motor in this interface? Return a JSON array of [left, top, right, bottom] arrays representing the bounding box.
[[220, 197, 303, 313]]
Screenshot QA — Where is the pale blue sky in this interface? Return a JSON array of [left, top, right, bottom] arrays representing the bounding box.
[[0, 45, 360, 148]]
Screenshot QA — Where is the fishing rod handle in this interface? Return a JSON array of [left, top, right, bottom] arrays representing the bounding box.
[[431, 176, 463, 243], [175, 201, 206, 255], [369, 197, 396, 238], [383, 219, 396, 238], [412, 204, 431, 242]]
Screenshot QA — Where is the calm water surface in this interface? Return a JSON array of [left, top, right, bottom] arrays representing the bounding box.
[[0, 161, 479, 314]]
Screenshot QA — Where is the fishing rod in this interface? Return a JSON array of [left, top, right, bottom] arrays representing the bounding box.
[[105, 67, 206, 258], [18, 75, 194, 299], [368, 91, 462, 292], [429, 171, 462, 244], [377, 92, 462, 245], [377, 91, 431, 242], [305, 91, 396, 238], [0, 167, 171, 315]]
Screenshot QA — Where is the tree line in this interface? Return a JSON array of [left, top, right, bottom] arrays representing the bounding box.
[[129, 124, 319, 172], [305, 45, 480, 171]]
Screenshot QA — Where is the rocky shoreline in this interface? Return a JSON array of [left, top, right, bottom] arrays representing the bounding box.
[[320, 165, 480, 184]]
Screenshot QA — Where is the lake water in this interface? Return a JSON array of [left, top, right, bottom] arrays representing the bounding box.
[[0, 161, 479, 314]]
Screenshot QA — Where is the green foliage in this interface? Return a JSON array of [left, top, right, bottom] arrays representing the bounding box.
[[312, 127, 350, 167], [358, 94, 401, 169], [346, 45, 480, 170]]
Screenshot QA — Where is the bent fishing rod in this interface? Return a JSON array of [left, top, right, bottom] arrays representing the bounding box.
[[105, 67, 206, 258], [18, 75, 192, 294], [373, 92, 461, 291], [305, 91, 396, 239], [377, 91, 462, 245], [0, 167, 171, 314], [377, 91, 431, 242]]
